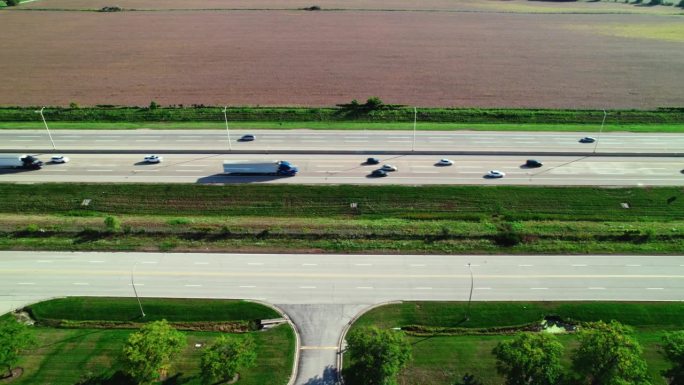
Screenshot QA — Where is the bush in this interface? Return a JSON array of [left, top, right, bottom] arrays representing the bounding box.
[[69, 102, 79, 109], [365, 96, 384, 111], [5, 0, 20, 6], [104, 216, 121, 232], [149, 101, 159, 110]]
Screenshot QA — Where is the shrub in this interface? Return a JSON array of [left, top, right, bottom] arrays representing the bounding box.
[[365, 96, 384, 111], [104, 216, 121, 232], [69, 102, 79, 109], [149, 101, 159, 110], [5, 0, 20, 6], [24, 224, 40, 233], [167, 218, 191, 226]]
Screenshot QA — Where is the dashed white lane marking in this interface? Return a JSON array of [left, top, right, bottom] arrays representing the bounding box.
[[356, 286, 373, 289], [646, 287, 664, 290], [73, 282, 89, 286], [302, 263, 318, 266], [344, 140, 368, 143], [530, 287, 548, 290], [36, 260, 53, 263], [475, 287, 492, 290], [141, 261, 157, 264], [239, 285, 256, 288], [87, 169, 113, 172], [247, 262, 264, 266], [388, 136, 410, 139], [95, 140, 116, 142], [299, 286, 316, 289], [194, 262, 209, 265], [184, 284, 202, 287], [415, 287, 432, 290], [389, 140, 410, 143], [179, 136, 202, 138], [17, 282, 35, 285], [626, 264, 641, 267], [588, 287, 605, 290], [414, 171, 439, 174], [18, 136, 41, 138], [572, 264, 588, 267], [11, 140, 33, 142], [133, 169, 159, 172], [135, 140, 158, 142], [89, 260, 105, 263], [177, 140, 200, 142], [518, 264, 533, 267], [355, 263, 372, 266]]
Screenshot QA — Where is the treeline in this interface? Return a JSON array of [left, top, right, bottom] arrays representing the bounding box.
[[0, 103, 683, 125]]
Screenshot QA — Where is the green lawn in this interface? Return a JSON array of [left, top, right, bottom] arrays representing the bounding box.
[[345, 302, 684, 385], [1, 121, 683, 132], [14, 325, 294, 385]]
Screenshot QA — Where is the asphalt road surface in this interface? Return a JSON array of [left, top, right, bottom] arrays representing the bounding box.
[[2, 129, 684, 153], [1, 153, 683, 186], [1, 252, 682, 385]]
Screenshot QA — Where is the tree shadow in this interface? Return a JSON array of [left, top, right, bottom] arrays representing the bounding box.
[[75, 371, 136, 385], [196, 174, 287, 184], [301, 365, 338, 385]]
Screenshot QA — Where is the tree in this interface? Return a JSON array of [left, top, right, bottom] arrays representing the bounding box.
[[571, 321, 651, 385], [492, 332, 564, 385], [104, 216, 121, 232], [200, 334, 256, 384], [661, 331, 684, 385], [365, 96, 384, 110], [345, 326, 411, 385], [4, 0, 20, 6], [149, 100, 159, 110], [0, 316, 35, 378], [121, 320, 186, 385]]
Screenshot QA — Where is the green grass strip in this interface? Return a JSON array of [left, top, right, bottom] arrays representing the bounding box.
[[27, 297, 279, 322]]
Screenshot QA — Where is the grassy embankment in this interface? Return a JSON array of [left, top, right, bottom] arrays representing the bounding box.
[[0, 184, 682, 254], [0, 106, 683, 132], [345, 302, 684, 385], [9, 297, 294, 385]]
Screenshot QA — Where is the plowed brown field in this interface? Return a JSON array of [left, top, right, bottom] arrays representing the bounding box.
[[1, 1, 683, 108]]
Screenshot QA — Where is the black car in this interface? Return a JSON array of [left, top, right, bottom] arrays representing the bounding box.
[[525, 159, 543, 168], [239, 134, 256, 142], [366, 157, 380, 165], [579, 137, 596, 143], [371, 169, 388, 177]]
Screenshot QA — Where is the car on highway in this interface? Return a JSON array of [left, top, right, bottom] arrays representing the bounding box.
[[436, 158, 454, 166], [381, 164, 398, 172], [50, 155, 69, 164], [486, 170, 506, 178], [371, 169, 388, 177], [579, 137, 596, 143], [239, 134, 256, 142], [365, 157, 380, 165], [143, 155, 163, 163], [525, 159, 543, 168]]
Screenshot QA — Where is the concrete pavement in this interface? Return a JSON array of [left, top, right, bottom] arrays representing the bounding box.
[[1, 251, 682, 385]]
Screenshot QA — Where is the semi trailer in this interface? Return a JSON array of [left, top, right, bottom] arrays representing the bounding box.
[[0, 154, 43, 170], [223, 160, 298, 176]]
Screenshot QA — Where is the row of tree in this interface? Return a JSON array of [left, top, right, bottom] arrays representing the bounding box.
[[346, 321, 684, 385], [0, 317, 256, 385]]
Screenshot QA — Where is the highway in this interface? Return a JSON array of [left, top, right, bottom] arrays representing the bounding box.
[[2, 129, 684, 154], [1, 251, 682, 385], [1, 153, 683, 186]]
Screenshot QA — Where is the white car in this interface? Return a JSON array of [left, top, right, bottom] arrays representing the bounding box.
[[51, 155, 69, 163], [143, 155, 163, 163], [381, 164, 398, 172], [486, 170, 506, 178], [437, 158, 453, 166]]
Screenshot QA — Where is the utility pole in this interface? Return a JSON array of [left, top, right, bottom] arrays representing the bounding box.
[[223, 106, 232, 151], [593, 109, 607, 154], [36, 107, 56, 150], [412, 107, 417, 152], [465, 262, 474, 321], [131, 262, 146, 318]]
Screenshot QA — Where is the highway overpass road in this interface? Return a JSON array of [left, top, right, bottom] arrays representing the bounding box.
[[2, 129, 684, 154], [1, 153, 682, 186], [1, 251, 682, 385]]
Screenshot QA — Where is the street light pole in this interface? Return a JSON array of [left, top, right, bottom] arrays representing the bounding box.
[[465, 262, 474, 321], [223, 106, 232, 151], [593, 109, 607, 154], [131, 262, 146, 318], [36, 107, 56, 150], [412, 107, 417, 152]]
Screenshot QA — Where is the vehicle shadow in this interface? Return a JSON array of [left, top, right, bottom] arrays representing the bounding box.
[[0, 168, 35, 174], [196, 174, 289, 184]]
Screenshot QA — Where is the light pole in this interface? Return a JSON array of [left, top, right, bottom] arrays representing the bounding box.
[[131, 262, 146, 318], [465, 262, 474, 321], [411, 107, 417, 152], [35, 107, 56, 150], [593, 109, 607, 154], [223, 106, 232, 151]]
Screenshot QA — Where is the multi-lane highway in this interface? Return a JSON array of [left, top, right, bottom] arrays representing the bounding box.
[[1, 251, 682, 385], [1, 153, 682, 186], [2, 129, 684, 154]]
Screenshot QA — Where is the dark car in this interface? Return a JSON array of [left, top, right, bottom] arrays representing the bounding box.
[[579, 137, 596, 143], [239, 134, 256, 142], [371, 169, 388, 177], [366, 157, 380, 165], [525, 159, 543, 168]]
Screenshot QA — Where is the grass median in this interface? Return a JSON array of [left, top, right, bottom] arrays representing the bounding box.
[[345, 302, 684, 385], [10, 297, 294, 385], [0, 184, 682, 254]]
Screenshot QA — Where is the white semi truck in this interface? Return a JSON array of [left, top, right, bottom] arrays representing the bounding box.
[[0, 154, 43, 170], [223, 160, 298, 176]]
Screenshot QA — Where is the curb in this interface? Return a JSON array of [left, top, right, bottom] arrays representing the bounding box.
[[335, 301, 403, 385], [7, 149, 684, 157], [247, 300, 301, 385]]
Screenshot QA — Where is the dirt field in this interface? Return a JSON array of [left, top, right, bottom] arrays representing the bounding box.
[[1, 1, 683, 108]]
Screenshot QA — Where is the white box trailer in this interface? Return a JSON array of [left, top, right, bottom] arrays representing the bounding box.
[[0, 154, 43, 169], [223, 160, 298, 176]]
